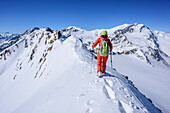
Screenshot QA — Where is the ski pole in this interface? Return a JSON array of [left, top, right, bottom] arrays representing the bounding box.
[[110, 52, 116, 72], [90, 43, 94, 74], [91, 51, 93, 73], [91, 42, 94, 73], [110, 51, 114, 73], [110, 52, 112, 69]]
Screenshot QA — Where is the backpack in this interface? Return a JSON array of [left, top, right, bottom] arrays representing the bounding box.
[[99, 38, 110, 56]]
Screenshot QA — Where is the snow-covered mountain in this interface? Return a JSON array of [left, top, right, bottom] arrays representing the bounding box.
[[61, 23, 170, 67], [0, 24, 170, 113], [0, 32, 19, 52], [0, 32, 18, 39]]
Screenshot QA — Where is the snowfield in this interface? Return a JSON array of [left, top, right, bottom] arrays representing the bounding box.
[[0, 24, 170, 113]]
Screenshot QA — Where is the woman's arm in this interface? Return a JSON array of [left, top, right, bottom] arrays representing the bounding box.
[[92, 38, 100, 48], [108, 39, 113, 51]]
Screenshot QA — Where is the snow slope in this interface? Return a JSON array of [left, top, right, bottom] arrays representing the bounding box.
[[152, 30, 170, 56], [0, 24, 169, 113]]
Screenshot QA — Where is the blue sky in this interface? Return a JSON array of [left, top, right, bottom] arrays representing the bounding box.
[[0, 0, 170, 33]]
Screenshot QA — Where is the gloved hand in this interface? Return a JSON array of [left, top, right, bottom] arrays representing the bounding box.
[[90, 46, 94, 52]]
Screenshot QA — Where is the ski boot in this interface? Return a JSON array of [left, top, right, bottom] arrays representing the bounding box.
[[97, 71, 103, 78]]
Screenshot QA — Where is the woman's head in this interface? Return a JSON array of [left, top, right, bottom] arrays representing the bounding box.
[[101, 30, 108, 38]]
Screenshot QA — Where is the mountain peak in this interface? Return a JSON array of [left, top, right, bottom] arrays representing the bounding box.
[[45, 27, 53, 33], [133, 23, 150, 30], [22, 27, 40, 35], [67, 26, 84, 30], [133, 23, 139, 26]]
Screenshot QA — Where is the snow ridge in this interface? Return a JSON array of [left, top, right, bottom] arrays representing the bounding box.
[[0, 24, 170, 113]]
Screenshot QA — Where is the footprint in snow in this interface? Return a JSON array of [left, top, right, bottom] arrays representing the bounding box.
[[103, 85, 116, 100], [104, 79, 114, 87], [86, 108, 93, 113], [117, 87, 124, 90], [113, 78, 117, 83], [118, 100, 134, 113], [90, 79, 98, 85], [77, 93, 86, 99], [87, 99, 95, 105], [86, 99, 94, 113], [125, 94, 132, 98], [129, 102, 140, 110]]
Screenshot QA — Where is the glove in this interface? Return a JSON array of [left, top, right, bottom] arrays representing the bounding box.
[[90, 46, 94, 52]]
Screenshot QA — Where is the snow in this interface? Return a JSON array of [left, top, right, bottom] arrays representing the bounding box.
[[152, 30, 170, 56], [0, 24, 170, 113], [111, 54, 170, 113], [0, 32, 20, 52], [0, 32, 18, 39]]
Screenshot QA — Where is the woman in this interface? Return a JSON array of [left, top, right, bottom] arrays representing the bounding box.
[[92, 30, 113, 77]]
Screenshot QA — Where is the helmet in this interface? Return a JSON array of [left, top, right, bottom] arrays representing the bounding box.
[[101, 30, 107, 35]]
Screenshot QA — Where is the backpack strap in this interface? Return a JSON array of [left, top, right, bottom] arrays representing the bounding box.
[[100, 37, 109, 47]]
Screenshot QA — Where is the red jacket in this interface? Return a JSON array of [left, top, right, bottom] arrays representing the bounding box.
[[92, 36, 113, 51]]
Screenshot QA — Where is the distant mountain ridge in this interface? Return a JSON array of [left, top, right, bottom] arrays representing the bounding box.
[[0, 32, 18, 39], [1, 24, 170, 67], [0, 32, 20, 52]]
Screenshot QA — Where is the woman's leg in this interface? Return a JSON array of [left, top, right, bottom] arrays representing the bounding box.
[[102, 55, 108, 74], [97, 53, 102, 72]]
